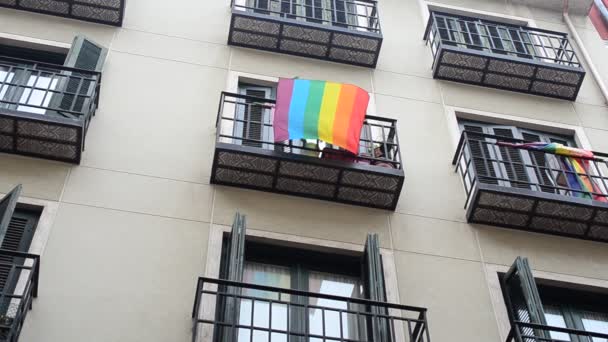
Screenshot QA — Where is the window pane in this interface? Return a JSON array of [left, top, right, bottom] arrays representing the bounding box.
[[239, 262, 291, 342], [582, 310, 608, 342], [17, 74, 58, 114], [544, 305, 571, 341], [308, 270, 365, 341]]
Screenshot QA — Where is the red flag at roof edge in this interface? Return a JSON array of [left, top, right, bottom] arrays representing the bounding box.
[[590, 0, 608, 40]]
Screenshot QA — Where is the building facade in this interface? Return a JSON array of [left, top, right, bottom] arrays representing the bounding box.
[[1, 0, 608, 341]]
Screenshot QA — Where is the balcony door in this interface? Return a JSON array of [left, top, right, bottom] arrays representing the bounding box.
[[458, 120, 576, 194], [217, 213, 389, 342], [235, 84, 275, 150], [432, 13, 537, 59]]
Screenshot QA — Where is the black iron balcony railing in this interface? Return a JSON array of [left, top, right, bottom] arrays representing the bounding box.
[[0, 56, 102, 163], [0, 250, 40, 342], [506, 321, 608, 342], [192, 277, 430, 342], [0, 0, 125, 26], [424, 12, 586, 101], [211, 92, 405, 210], [453, 131, 608, 242], [229, 0, 383, 67]]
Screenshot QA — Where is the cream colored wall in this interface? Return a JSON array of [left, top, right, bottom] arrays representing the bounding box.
[[0, 0, 608, 341]]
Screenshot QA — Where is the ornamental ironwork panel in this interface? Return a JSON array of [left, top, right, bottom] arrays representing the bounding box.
[[192, 277, 431, 342], [453, 130, 608, 243], [229, 0, 382, 68], [424, 12, 586, 101], [0, 0, 125, 26], [210, 92, 405, 210], [0, 56, 102, 164]]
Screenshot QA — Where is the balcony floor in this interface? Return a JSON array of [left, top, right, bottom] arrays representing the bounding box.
[[432, 45, 586, 101], [211, 143, 404, 210], [467, 183, 608, 242]]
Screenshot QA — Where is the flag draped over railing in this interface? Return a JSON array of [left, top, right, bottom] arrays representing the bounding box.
[[497, 141, 608, 202], [273, 78, 370, 154]]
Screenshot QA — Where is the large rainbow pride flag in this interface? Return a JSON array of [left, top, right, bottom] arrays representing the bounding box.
[[273, 78, 369, 154], [497, 141, 608, 202]]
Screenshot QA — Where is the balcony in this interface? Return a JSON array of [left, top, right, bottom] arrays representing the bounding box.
[[228, 0, 382, 68], [453, 131, 608, 242], [211, 92, 404, 210], [424, 12, 586, 101], [0, 56, 102, 164], [0, 250, 39, 342], [507, 321, 608, 342], [192, 277, 430, 342], [0, 0, 125, 26]]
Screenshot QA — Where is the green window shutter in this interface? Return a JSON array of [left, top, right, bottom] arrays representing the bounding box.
[[0, 185, 22, 244], [226, 212, 247, 282], [0, 209, 38, 291], [461, 124, 499, 185], [64, 36, 108, 72], [503, 257, 550, 342], [487, 126, 531, 190], [219, 212, 247, 342], [363, 233, 389, 342], [0, 186, 38, 323], [459, 122, 530, 189], [54, 35, 108, 118]]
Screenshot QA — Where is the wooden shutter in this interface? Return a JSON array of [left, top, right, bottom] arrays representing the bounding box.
[[0, 186, 38, 319], [502, 257, 550, 342], [363, 234, 389, 342], [55, 36, 107, 118], [0, 210, 38, 292], [488, 126, 531, 189], [237, 86, 273, 149], [64, 36, 108, 72], [226, 212, 247, 282], [460, 121, 531, 189], [0, 185, 21, 244], [461, 124, 499, 185], [219, 212, 247, 342], [521, 131, 557, 194]]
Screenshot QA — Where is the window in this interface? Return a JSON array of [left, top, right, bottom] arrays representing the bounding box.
[[234, 0, 375, 31], [0, 35, 107, 118], [457, 120, 590, 195], [432, 13, 536, 57], [0, 185, 40, 335], [236, 83, 275, 150], [427, 11, 578, 67], [501, 257, 608, 342], [215, 213, 389, 342]]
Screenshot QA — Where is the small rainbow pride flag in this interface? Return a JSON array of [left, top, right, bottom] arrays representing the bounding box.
[[497, 141, 608, 202], [273, 78, 370, 154]]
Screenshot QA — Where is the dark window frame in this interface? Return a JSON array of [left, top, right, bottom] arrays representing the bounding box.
[[501, 257, 608, 342], [220, 236, 364, 290]]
